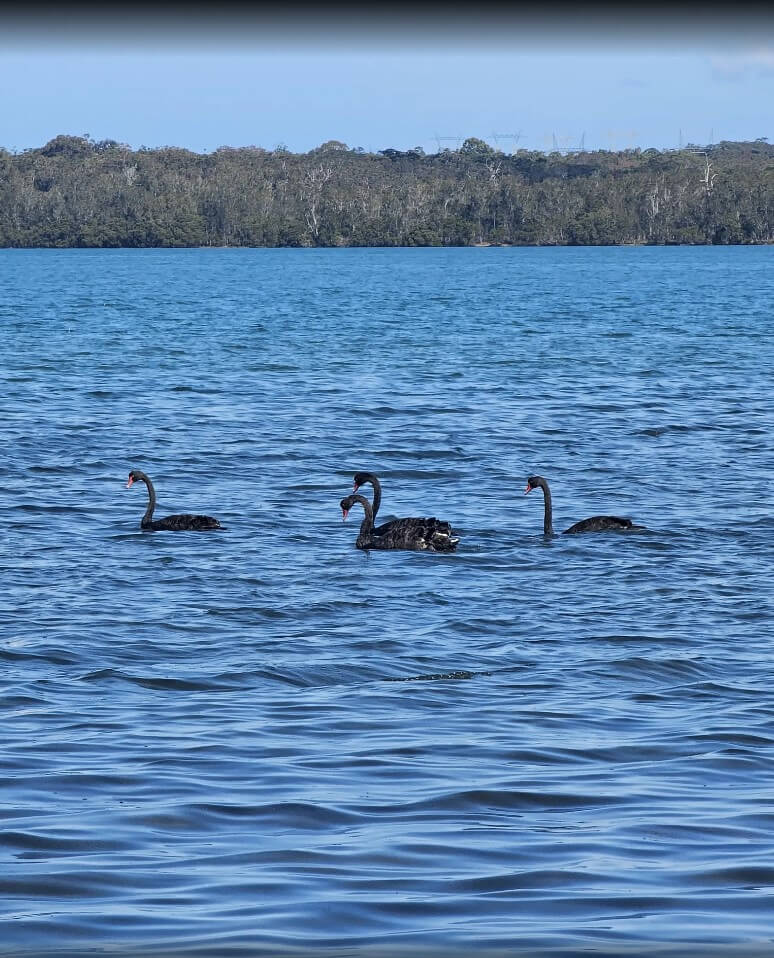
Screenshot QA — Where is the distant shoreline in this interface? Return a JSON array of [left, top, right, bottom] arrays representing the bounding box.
[[4, 241, 773, 250], [2, 135, 773, 249]]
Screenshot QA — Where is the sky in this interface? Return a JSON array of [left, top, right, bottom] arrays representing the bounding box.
[[1, 5, 773, 155]]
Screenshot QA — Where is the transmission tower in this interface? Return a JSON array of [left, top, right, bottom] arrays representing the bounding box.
[[564, 132, 586, 154], [491, 131, 523, 153], [434, 134, 464, 153]]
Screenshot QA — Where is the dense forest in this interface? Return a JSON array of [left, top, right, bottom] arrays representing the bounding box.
[[1, 135, 773, 247]]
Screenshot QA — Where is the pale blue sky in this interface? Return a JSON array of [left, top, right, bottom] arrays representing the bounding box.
[[1, 9, 772, 155]]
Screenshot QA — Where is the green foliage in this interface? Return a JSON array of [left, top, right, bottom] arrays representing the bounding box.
[[460, 137, 499, 158], [0, 138, 772, 247], [310, 140, 349, 153]]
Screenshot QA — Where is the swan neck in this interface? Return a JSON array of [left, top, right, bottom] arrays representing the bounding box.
[[369, 476, 382, 522], [346, 494, 372, 548], [540, 480, 554, 535], [350, 493, 374, 540], [358, 495, 374, 534], [141, 475, 156, 526]]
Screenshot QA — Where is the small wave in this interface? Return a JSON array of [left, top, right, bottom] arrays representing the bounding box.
[[362, 787, 623, 816], [4, 830, 131, 855], [636, 423, 717, 436], [183, 800, 359, 829], [0, 646, 80, 666], [79, 669, 242, 692], [694, 865, 774, 888]]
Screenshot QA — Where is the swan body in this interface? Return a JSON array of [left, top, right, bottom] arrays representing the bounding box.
[[126, 470, 221, 531], [352, 471, 456, 540], [340, 494, 458, 552], [563, 515, 643, 534], [525, 475, 645, 536]]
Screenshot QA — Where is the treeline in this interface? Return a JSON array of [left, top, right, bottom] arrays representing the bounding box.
[[1, 135, 773, 247]]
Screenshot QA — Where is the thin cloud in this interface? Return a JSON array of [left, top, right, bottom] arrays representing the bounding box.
[[620, 75, 650, 88], [709, 47, 774, 80]]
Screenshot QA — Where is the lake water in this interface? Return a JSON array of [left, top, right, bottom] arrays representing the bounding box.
[[1, 246, 774, 957]]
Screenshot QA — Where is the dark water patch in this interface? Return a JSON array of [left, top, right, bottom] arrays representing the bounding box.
[[3, 829, 133, 855], [78, 669, 243, 693], [171, 385, 219, 393], [689, 731, 774, 747], [12, 503, 85, 515], [206, 604, 290, 621], [0, 872, 136, 899], [0, 647, 81, 666], [368, 452, 471, 464], [0, 693, 52, 710], [590, 655, 718, 683], [361, 787, 625, 816], [446, 868, 612, 894], [182, 800, 360, 828], [679, 681, 767, 700]]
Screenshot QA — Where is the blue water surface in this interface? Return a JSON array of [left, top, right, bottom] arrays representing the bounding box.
[[1, 246, 773, 957]]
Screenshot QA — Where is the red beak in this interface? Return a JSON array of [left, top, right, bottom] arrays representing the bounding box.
[[524, 484, 532, 494], [342, 509, 349, 521], [126, 476, 134, 489], [353, 482, 359, 491]]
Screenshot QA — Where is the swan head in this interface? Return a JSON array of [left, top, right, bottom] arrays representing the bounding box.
[[126, 469, 147, 489], [340, 495, 354, 521], [525, 475, 547, 494], [352, 472, 372, 492]]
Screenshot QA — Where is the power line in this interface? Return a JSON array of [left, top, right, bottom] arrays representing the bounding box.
[[491, 131, 523, 153], [434, 134, 464, 152]]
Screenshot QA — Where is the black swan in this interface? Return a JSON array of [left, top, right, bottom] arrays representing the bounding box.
[[126, 470, 221, 531], [352, 471, 399, 536], [352, 471, 457, 540], [340, 494, 459, 552], [525, 475, 646, 535]]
